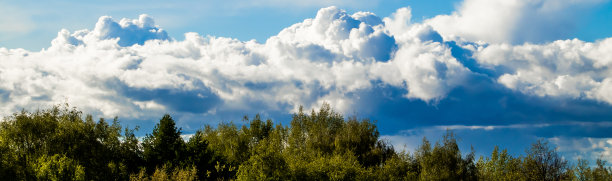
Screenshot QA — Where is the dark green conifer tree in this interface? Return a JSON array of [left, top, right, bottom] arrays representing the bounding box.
[[142, 114, 186, 172]]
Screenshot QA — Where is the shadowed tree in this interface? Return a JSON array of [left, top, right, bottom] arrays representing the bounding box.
[[183, 130, 216, 180], [522, 139, 570, 181], [3, 104, 612, 180], [142, 114, 185, 173]]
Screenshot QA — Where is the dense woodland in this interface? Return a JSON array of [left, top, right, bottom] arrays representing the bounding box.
[[0, 104, 611, 181]]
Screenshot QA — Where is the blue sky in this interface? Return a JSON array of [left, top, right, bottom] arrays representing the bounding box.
[[0, 0, 461, 50], [2, 0, 612, 165], [5, 0, 611, 50]]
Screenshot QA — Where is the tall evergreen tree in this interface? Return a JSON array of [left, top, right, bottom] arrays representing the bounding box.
[[142, 114, 185, 172]]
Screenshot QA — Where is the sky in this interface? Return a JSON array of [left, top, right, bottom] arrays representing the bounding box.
[[2, 0, 612, 165]]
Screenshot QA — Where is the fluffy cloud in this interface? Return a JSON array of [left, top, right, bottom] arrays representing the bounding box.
[[425, 0, 607, 44], [2, 5, 612, 121], [550, 137, 612, 164], [474, 38, 612, 104], [2, 4, 612, 165], [0, 7, 470, 122], [50, 14, 169, 49]]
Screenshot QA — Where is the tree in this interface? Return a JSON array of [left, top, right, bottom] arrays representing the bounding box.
[[477, 146, 524, 180], [592, 158, 612, 180], [374, 151, 420, 180], [142, 114, 186, 172], [119, 126, 145, 177], [415, 131, 477, 180], [236, 125, 290, 181], [200, 123, 245, 179], [574, 159, 592, 181], [0, 109, 61, 179], [34, 154, 85, 181], [6, 103, 612, 181], [184, 130, 215, 180], [522, 139, 570, 181], [130, 164, 198, 181], [334, 117, 393, 167]]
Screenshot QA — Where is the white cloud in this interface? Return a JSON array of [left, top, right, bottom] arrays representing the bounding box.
[[550, 137, 612, 164], [274, 6, 396, 62], [429, 121, 612, 131], [0, 8, 471, 120], [475, 38, 612, 104], [2, 5, 612, 162], [1, 4, 612, 123], [425, 0, 607, 44], [380, 134, 422, 152]]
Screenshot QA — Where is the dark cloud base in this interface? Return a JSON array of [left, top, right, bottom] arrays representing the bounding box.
[[349, 74, 612, 138]]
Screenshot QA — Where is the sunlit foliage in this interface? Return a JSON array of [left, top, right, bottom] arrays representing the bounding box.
[[0, 103, 610, 180]]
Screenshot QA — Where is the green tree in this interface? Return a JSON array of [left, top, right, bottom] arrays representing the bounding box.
[[236, 125, 290, 180], [120, 126, 145, 176], [130, 164, 198, 181], [574, 159, 592, 181], [476, 146, 524, 180], [522, 139, 570, 181], [334, 116, 394, 167], [200, 123, 245, 179], [142, 114, 186, 172], [34, 154, 85, 181], [8, 103, 612, 181], [592, 158, 612, 181], [0, 105, 144, 180], [184, 130, 215, 180], [373, 151, 420, 180], [0, 108, 61, 179], [415, 131, 477, 180]]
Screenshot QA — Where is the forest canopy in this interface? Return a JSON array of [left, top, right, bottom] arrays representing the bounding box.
[[0, 103, 610, 180]]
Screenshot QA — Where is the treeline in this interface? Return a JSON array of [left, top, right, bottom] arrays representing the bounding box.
[[0, 104, 611, 180]]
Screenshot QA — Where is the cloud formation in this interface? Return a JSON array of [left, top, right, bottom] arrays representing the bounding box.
[[475, 39, 612, 104], [425, 0, 607, 44], [551, 137, 612, 165], [1, 5, 612, 122], [0, 7, 472, 121], [2, 3, 612, 164]]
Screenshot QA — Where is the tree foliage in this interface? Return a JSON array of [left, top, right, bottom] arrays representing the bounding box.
[[0, 103, 610, 180], [142, 114, 185, 172]]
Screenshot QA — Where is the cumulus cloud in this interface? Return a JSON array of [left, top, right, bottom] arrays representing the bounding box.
[[474, 38, 612, 104], [1, 5, 612, 134], [2, 3, 612, 164], [0, 7, 470, 122], [425, 0, 607, 44], [50, 14, 169, 48], [93, 14, 169, 46], [2, 4, 612, 119], [274, 6, 396, 62]]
